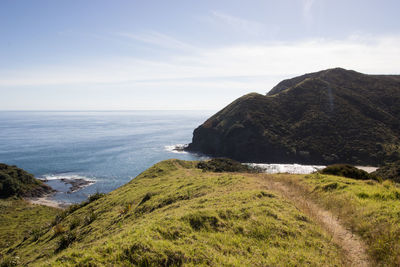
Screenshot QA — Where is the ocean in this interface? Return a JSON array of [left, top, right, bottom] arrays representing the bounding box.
[[0, 111, 212, 204]]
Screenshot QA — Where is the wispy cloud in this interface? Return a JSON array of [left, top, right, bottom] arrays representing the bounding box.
[[116, 31, 195, 51], [1, 35, 400, 91], [301, 0, 315, 22], [209, 10, 265, 35]]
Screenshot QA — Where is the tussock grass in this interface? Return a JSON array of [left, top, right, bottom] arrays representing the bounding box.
[[1, 160, 344, 266], [273, 172, 400, 266], [0, 199, 60, 252]]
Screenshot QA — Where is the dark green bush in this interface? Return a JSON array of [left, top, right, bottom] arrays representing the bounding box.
[[0, 163, 43, 198], [319, 164, 377, 180], [84, 211, 96, 225], [30, 228, 44, 241], [88, 192, 105, 203], [57, 231, 76, 251], [69, 217, 81, 230], [0, 256, 19, 267], [196, 158, 257, 173], [184, 212, 222, 231], [373, 161, 400, 183]]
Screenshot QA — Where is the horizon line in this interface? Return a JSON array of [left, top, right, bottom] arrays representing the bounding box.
[[0, 109, 218, 112]]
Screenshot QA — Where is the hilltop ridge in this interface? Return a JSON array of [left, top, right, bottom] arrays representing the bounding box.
[[186, 68, 400, 165]]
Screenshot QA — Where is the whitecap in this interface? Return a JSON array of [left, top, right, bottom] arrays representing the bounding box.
[[246, 163, 325, 174], [40, 173, 96, 182], [164, 144, 189, 154]]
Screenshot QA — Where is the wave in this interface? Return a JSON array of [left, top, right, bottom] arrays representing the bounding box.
[[39, 173, 96, 193], [246, 163, 325, 174], [164, 144, 189, 154], [39, 173, 96, 182]]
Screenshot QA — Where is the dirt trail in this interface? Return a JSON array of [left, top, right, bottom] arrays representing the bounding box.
[[261, 177, 371, 267]]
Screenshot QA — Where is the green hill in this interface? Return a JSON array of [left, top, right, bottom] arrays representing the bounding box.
[[3, 159, 400, 266], [186, 68, 400, 165], [0, 163, 53, 198], [1, 160, 344, 266]]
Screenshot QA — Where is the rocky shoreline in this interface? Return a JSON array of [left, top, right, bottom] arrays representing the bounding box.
[[39, 177, 94, 194]]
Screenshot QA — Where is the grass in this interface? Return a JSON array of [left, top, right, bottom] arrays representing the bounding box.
[[1, 160, 344, 266], [0, 199, 60, 251], [3, 159, 400, 266], [269, 172, 400, 266]]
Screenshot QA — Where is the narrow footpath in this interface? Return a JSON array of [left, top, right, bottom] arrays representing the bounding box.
[[260, 175, 371, 267]]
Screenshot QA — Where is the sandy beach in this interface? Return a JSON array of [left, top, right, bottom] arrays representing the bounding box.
[[355, 166, 378, 173], [27, 195, 68, 209]]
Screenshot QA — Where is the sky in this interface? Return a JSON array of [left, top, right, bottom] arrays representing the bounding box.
[[1, 0, 400, 110]]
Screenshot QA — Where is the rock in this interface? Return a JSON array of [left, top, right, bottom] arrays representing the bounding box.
[[186, 68, 400, 165]]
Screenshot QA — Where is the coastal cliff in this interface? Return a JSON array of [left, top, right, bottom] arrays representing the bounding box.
[[186, 68, 400, 165]]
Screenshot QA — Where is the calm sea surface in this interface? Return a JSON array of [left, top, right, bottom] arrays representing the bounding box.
[[0, 111, 213, 203]]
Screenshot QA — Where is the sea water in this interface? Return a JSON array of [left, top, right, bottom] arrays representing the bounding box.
[[0, 111, 212, 203], [0, 111, 326, 205]]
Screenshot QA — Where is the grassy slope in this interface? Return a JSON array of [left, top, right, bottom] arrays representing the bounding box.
[[271, 173, 400, 266], [4, 160, 344, 266], [0, 199, 60, 252], [4, 160, 400, 266]]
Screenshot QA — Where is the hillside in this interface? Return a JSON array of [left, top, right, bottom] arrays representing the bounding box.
[[0, 163, 53, 198], [373, 160, 400, 183], [0, 199, 60, 252], [3, 159, 400, 265], [186, 68, 400, 165], [1, 159, 346, 266]]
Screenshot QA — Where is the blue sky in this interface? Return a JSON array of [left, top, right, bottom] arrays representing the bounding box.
[[1, 0, 399, 110]]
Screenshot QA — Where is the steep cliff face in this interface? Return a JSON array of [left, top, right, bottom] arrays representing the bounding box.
[[186, 68, 400, 165]]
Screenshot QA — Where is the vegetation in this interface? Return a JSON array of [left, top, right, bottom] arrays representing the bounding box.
[[196, 158, 258, 173], [3, 159, 400, 265], [186, 68, 400, 165], [0, 160, 345, 266], [0, 199, 60, 251], [0, 163, 52, 198], [271, 172, 400, 266], [320, 164, 378, 180], [373, 160, 400, 183]]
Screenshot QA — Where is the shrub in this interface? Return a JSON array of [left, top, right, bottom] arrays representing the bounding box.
[[57, 231, 76, 251], [53, 224, 66, 236], [319, 164, 377, 180], [119, 203, 132, 216], [184, 212, 222, 231], [138, 192, 153, 206], [196, 158, 257, 173], [373, 160, 400, 183], [30, 228, 43, 241], [69, 217, 81, 230], [84, 211, 96, 225], [88, 192, 105, 203], [321, 182, 339, 191], [0, 256, 20, 267]]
